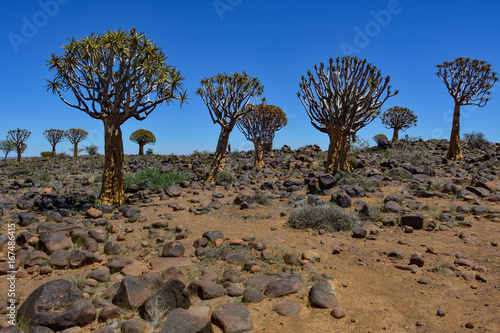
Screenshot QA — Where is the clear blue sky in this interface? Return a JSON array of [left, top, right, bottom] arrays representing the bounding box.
[[1, 0, 499, 157]]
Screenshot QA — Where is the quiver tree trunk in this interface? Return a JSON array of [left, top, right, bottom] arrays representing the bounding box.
[[73, 143, 79, 157], [447, 102, 463, 160], [16, 149, 22, 164], [392, 127, 399, 142], [326, 130, 352, 173], [253, 140, 265, 167], [100, 118, 125, 205], [205, 128, 231, 184], [263, 141, 273, 151], [52, 145, 57, 158], [138, 144, 144, 156]]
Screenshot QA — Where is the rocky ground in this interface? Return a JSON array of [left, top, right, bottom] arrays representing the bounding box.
[[0, 138, 499, 333]]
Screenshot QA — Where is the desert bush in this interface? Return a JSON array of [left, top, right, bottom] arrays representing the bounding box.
[[373, 134, 388, 145], [287, 205, 362, 232], [214, 170, 235, 185], [85, 145, 99, 155], [145, 148, 154, 156], [385, 167, 413, 179], [463, 131, 489, 149], [125, 167, 189, 190], [351, 136, 370, 157], [247, 192, 276, 206], [385, 140, 431, 166], [40, 151, 52, 158], [334, 171, 373, 188]]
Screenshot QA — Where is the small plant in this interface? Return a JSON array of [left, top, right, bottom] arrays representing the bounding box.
[[287, 205, 362, 232], [385, 139, 431, 166], [16, 313, 30, 332], [373, 133, 388, 145], [64, 273, 87, 291], [40, 151, 52, 158], [333, 171, 373, 188], [144, 294, 171, 330], [145, 148, 154, 155], [125, 167, 189, 190], [214, 170, 235, 185], [85, 145, 99, 155], [463, 131, 489, 150], [384, 167, 413, 179], [39, 170, 51, 181], [351, 135, 370, 157]]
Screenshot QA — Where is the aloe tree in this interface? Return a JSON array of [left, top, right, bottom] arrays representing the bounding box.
[[130, 129, 156, 155], [436, 57, 497, 160], [196, 72, 263, 183], [237, 103, 287, 167], [298, 56, 397, 172], [381, 106, 417, 142], [7, 129, 30, 163], [43, 129, 66, 157], [66, 128, 88, 157], [46, 29, 187, 205], [0, 140, 16, 161]]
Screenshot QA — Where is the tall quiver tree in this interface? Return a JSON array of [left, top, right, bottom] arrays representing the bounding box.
[[237, 103, 287, 167], [46, 29, 187, 205], [66, 128, 88, 157], [43, 129, 66, 157], [196, 72, 263, 183], [298, 56, 397, 173], [7, 129, 30, 163], [436, 57, 497, 160], [130, 129, 156, 155], [381, 106, 417, 142]]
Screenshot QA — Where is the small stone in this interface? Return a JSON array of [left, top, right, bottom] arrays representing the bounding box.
[[331, 307, 346, 319], [436, 309, 445, 317]]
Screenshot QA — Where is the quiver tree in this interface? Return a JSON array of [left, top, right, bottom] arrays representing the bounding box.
[[381, 106, 417, 142], [129, 129, 156, 155], [237, 103, 287, 167], [0, 140, 16, 161], [196, 72, 263, 183], [436, 57, 497, 160], [66, 128, 88, 157], [43, 129, 66, 157], [7, 129, 30, 163], [46, 29, 187, 205], [298, 56, 397, 173]]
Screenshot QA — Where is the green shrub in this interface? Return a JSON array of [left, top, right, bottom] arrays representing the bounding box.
[[463, 131, 489, 149], [85, 145, 99, 155], [125, 167, 190, 190], [334, 171, 373, 188], [146, 148, 154, 156], [384, 167, 413, 179], [287, 205, 362, 232], [214, 170, 235, 185], [373, 134, 388, 145], [247, 192, 276, 206], [40, 151, 52, 158], [39, 170, 51, 181], [385, 140, 431, 166]]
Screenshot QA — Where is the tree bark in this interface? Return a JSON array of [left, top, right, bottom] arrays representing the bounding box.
[[325, 130, 352, 173], [253, 140, 265, 167], [139, 144, 144, 156], [446, 101, 463, 160], [52, 144, 56, 158], [73, 143, 78, 157], [100, 118, 125, 206], [392, 127, 399, 142], [205, 127, 231, 184], [263, 141, 273, 151], [16, 149, 21, 164]]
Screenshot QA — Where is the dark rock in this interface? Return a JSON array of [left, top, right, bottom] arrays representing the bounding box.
[[112, 274, 163, 309], [211, 303, 253, 333], [401, 214, 424, 230], [161, 307, 213, 333], [242, 287, 264, 303], [189, 280, 225, 300], [88, 226, 108, 243], [49, 250, 70, 268], [264, 275, 306, 298], [274, 301, 301, 316], [162, 241, 185, 257], [140, 278, 190, 320], [120, 318, 150, 333], [88, 266, 111, 282], [98, 304, 122, 322], [384, 200, 402, 213], [165, 185, 182, 198], [352, 228, 367, 238], [226, 252, 249, 265], [38, 231, 73, 254], [202, 231, 224, 243], [18, 212, 39, 227], [69, 249, 95, 268], [308, 285, 339, 308], [331, 191, 351, 208], [103, 241, 123, 255]]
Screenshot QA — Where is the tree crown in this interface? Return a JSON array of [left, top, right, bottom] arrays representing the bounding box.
[[196, 71, 264, 128], [298, 56, 397, 138], [381, 106, 417, 130], [129, 129, 156, 145], [43, 129, 66, 145], [46, 28, 187, 124], [7, 129, 31, 147], [436, 57, 497, 106], [66, 128, 88, 144], [237, 103, 287, 143]]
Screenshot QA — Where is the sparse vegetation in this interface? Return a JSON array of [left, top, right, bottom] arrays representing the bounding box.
[[287, 205, 362, 232], [125, 167, 189, 190], [85, 145, 99, 156], [463, 131, 490, 150], [214, 170, 235, 185], [334, 171, 373, 188], [385, 167, 413, 179]]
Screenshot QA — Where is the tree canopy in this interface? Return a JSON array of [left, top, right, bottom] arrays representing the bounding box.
[[43, 129, 66, 157], [130, 129, 156, 155], [381, 106, 417, 141]]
